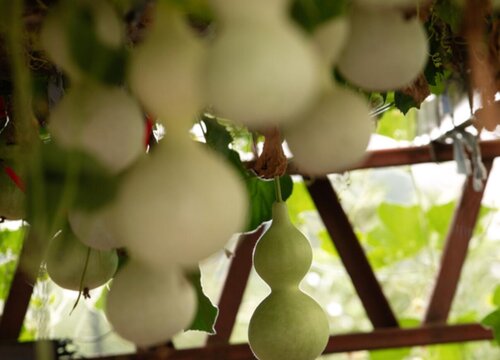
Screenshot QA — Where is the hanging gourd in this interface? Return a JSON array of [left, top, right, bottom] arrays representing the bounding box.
[[248, 179, 330, 360]]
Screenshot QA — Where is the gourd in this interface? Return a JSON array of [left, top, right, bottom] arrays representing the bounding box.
[[128, 2, 205, 126], [46, 227, 118, 291], [68, 206, 120, 251], [110, 133, 248, 267], [40, 1, 124, 82], [204, 0, 321, 127], [312, 17, 350, 65], [248, 200, 329, 360], [285, 86, 372, 175], [337, 6, 428, 91], [48, 82, 144, 173], [105, 260, 196, 347]]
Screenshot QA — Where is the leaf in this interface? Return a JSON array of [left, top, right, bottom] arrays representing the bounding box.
[[246, 176, 293, 232], [482, 309, 500, 344], [285, 180, 316, 224], [186, 269, 218, 334], [493, 285, 500, 307], [376, 108, 416, 141], [394, 91, 418, 114], [202, 116, 294, 232], [426, 201, 455, 246], [290, 0, 349, 32], [365, 203, 426, 268]]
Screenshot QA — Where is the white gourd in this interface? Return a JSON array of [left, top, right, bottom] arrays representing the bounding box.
[[69, 206, 121, 251], [46, 230, 118, 291], [313, 17, 350, 65], [204, 0, 321, 127], [105, 261, 196, 347], [48, 82, 144, 173], [128, 3, 205, 127], [337, 6, 428, 91], [110, 134, 248, 267], [285, 86, 372, 175]]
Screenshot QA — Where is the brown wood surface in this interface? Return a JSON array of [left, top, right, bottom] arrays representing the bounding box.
[[424, 161, 493, 324], [207, 227, 264, 345], [0, 231, 41, 340], [306, 178, 399, 328], [93, 323, 493, 360], [283, 139, 500, 175]]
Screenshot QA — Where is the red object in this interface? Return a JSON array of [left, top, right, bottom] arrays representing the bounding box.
[[3, 166, 25, 193], [144, 115, 154, 149]]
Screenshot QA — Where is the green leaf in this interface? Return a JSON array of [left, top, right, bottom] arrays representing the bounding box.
[[246, 176, 293, 232], [286, 180, 316, 225], [290, 0, 349, 32], [376, 108, 416, 141], [365, 203, 426, 268], [493, 285, 500, 307], [482, 309, 500, 344], [394, 92, 418, 114], [426, 201, 455, 247], [186, 269, 218, 334]]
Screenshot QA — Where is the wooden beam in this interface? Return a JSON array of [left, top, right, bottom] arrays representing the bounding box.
[[96, 323, 493, 360], [206, 227, 264, 346], [0, 340, 58, 360], [279, 139, 500, 175], [0, 231, 41, 340], [424, 161, 493, 324], [306, 178, 399, 328]]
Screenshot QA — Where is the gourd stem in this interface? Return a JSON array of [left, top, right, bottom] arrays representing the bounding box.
[[274, 176, 283, 202], [70, 247, 92, 315]]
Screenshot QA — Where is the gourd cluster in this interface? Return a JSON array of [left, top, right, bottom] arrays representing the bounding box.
[[24, 0, 431, 353]]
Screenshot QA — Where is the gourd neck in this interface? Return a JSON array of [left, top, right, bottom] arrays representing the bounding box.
[[271, 201, 291, 225]]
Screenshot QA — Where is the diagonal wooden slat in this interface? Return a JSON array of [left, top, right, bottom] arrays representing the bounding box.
[[306, 178, 399, 328], [96, 323, 493, 360], [206, 227, 264, 346], [0, 230, 42, 340], [424, 161, 493, 324]]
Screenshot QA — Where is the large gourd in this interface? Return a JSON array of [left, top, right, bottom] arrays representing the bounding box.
[[105, 261, 196, 347], [110, 133, 248, 267], [249, 201, 329, 360], [204, 0, 321, 127], [337, 6, 428, 91], [285, 86, 372, 175]]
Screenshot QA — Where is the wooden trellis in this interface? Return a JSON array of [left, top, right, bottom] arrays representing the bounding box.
[[1, 140, 499, 359]]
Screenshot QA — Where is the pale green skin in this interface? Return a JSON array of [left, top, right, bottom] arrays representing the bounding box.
[[249, 202, 329, 360], [46, 230, 118, 291], [249, 290, 330, 360]]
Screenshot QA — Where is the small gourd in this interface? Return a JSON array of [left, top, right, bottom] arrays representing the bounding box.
[[128, 2, 205, 126], [285, 85, 372, 175], [248, 201, 329, 360], [105, 260, 196, 347], [48, 82, 144, 173], [46, 227, 118, 291], [337, 6, 428, 91], [204, 0, 321, 127]]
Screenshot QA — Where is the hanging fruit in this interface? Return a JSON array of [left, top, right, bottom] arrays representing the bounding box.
[[248, 183, 329, 360]]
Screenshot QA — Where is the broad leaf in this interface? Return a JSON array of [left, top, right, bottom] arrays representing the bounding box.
[[482, 309, 500, 344], [187, 269, 218, 334]]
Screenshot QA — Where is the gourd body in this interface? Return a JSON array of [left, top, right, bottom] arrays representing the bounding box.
[[48, 83, 144, 173], [46, 229, 118, 291], [249, 202, 329, 360], [111, 135, 247, 266], [105, 261, 196, 347], [69, 206, 120, 251], [205, 0, 321, 127], [128, 2, 205, 125], [285, 86, 372, 175], [337, 7, 428, 91]]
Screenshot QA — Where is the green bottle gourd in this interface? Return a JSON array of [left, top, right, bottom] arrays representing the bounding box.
[[248, 201, 329, 360]]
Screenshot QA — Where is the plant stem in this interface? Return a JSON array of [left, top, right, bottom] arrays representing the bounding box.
[[274, 176, 283, 203], [70, 247, 91, 315]]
